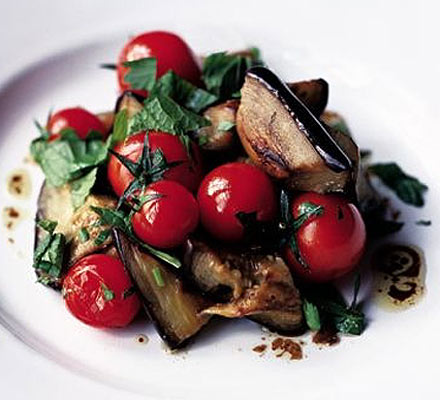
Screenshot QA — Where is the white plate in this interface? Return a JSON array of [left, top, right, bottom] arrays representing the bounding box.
[[1, 2, 440, 399]]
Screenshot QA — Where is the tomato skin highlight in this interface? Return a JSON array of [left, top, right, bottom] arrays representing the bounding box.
[[107, 131, 203, 197], [117, 31, 201, 95], [47, 107, 107, 141], [197, 162, 277, 242], [285, 192, 366, 283], [131, 180, 199, 249], [63, 254, 140, 328]]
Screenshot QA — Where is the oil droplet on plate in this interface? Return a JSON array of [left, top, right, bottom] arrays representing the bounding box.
[[371, 244, 425, 310]]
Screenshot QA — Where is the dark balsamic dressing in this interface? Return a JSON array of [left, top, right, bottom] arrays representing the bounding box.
[[247, 66, 352, 173]]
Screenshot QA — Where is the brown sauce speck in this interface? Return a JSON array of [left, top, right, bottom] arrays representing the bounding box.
[[372, 244, 425, 309], [6, 169, 31, 199], [312, 326, 340, 346], [271, 337, 302, 360], [7, 238, 14, 244], [253, 344, 267, 353], [2, 206, 25, 231]]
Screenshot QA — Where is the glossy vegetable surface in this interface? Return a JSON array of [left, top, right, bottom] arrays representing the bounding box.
[[285, 192, 366, 282], [108, 132, 203, 197], [117, 31, 201, 95], [48, 107, 107, 140], [63, 254, 140, 328], [197, 162, 277, 242], [132, 180, 199, 249]]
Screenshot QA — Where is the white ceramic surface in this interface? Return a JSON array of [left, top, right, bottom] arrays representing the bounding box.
[[0, 1, 439, 399]]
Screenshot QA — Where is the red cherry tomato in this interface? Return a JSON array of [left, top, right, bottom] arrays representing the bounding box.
[[63, 254, 140, 328], [131, 180, 199, 249], [47, 107, 107, 141], [117, 31, 201, 95], [197, 162, 277, 242], [107, 131, 203, 197], [285, 192, 366, 283]]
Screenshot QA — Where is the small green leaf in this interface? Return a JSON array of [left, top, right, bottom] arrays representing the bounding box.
[[101, 283, 115, 301], [303, 299, 321, 331], [94, 229, 111, 246], [34, 120, 49, 139], [129, 94, 210, 136], [152, 267, 165, 287], [369, 162, 428, 207], [217, 120, 235, 132], [123, 58, 157, 91], [416, 219, 431, 226], [107, 109, 128, 149], [150, 71, 218, 113], [37, 219, 58, 234], [78, 228, 90, 243], [70, 167, 97, 209]]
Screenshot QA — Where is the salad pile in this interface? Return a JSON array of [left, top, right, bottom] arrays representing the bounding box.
[[30, 31, 427, 349]]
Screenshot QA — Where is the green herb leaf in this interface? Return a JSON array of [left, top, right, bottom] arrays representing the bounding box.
[[303, 299, 321, 331], [107, 109, 128, 149], [150, 70, 218, 113], [369, 162, 428, 207], [70, 167, 97, 209], [123, 58, 157, 91], [152, 267, 165, 287], [101, 282, 115, 301], [94, 229, 111, 246], [33, 220, 66, 287], [37, 219, 57, 233], [129, 94, 210, 136], [78, 227, 90, 243], [416, 219, 431, 226], [34, 120, 50, 139], [217, 120, 236, 132], [202, 52, 254, 99]]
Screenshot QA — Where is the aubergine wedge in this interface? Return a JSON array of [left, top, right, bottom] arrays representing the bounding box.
[[114, 231, 211, 349], [236, 66, 358, 195], [287, 78, 328, 116], [35, 182, 116, 287], [185, 239, 304, 335]]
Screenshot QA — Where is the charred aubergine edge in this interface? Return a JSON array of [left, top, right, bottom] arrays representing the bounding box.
[[114, 229, 212, 349]]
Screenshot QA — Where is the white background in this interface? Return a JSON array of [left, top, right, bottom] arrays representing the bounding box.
[[0, 1, 439, 399]]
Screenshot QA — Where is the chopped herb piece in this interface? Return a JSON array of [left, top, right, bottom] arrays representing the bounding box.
[[100, 63, 117, 70], [150, 70, 218, 113], [202, 52, 257, 99], [129, 94, 210, 136], [34, 119, 49, 139], [101, 283, 115, 301], [70, 167, 98, 209], [94, 229, 111, 246], [123, 58, 157, 91], [217, 120, 236, 132], [369, 162, 427, 207], [416, 219, 431, 226], [197, 134, 209, 146], [37, 219, 57, 233], [152, 267, 165, 287], [107, 109, 128, 149], [78, 227, 90, 243], [303, 299, 321, 331]]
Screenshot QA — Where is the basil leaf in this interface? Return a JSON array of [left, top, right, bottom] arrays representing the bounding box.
[[202, 52, 253, 99], [303, 299, 321, 331], [129, 94, 210, 136], [33, 220, 66, 287], [107, 109, 128, 149], [150, 71, 218, 113], [39, 141, 76, 186], [78, 227, 90, 243], [123, 58, 157, 91], [70, 167, 97, 209], [369, 162, 428, 207]]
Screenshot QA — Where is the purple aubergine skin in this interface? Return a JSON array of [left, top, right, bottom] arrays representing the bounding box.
[[247, 66, 352, 173]]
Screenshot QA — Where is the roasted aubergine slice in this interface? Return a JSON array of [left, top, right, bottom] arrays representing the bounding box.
[[35, 183, 116, 287], [236, 66, 357, 195], [185, 239, 304, 335], [287, 78, 329, 116], [114, 231, 211, 349]]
